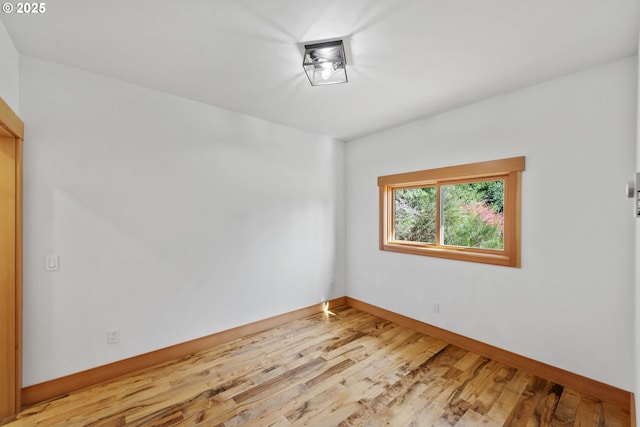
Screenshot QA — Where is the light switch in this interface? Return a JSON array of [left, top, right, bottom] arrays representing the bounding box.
[[45, 255, 59, 271]]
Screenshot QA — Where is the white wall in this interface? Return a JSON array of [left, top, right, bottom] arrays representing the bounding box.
[[346, 56, 637, 390], [19, 55, 345, 386], [15, 48, 637, 397], [0, 19, 19, 112]]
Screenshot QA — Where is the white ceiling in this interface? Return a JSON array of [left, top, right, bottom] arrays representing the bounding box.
[[2, 0, 638, 141]]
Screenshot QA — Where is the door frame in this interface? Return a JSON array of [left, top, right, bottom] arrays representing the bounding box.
[[0, 96, 24, 417]]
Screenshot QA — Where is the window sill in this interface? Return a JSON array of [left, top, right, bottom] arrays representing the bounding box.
[[381, 242, 519, 267]]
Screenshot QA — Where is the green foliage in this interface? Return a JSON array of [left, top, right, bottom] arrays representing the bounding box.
[[394, 187, 436, 243], [442, 201, 503, 249], [443, 181, 504, 213], [393, 180, 504, 249], [472, 180, 504, 213]]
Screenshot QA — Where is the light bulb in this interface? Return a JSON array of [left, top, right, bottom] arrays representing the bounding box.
[[318, 62, 333, 81]]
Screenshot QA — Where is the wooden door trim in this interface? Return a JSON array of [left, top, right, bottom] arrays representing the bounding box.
[[14, 136, 22, 414], [0, 98, 23, 140], [0, 97, 23, 415]]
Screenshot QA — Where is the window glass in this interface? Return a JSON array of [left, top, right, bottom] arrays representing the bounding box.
[[442, 180, 504, 249], [394, 187, 437, 244]]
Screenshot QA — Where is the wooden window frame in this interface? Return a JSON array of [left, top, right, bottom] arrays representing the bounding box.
[[378, 157, 525, 267]]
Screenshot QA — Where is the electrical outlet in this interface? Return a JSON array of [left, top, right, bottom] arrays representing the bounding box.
[[433, 304, 440, 314], [107, 328, 119, 344]]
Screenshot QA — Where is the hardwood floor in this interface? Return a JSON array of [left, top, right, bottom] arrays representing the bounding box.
[[0, 307, 631, 426]]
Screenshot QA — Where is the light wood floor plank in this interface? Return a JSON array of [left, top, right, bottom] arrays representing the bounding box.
[[0, 307, 629, 427]]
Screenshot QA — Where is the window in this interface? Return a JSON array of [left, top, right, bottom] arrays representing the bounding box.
[[379, 157, 525, 267]]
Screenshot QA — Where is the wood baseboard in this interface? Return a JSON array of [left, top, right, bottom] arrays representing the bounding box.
[[346, 297, 632, 412], [22, 295, 633, 419], [21, 297, 347, 407]]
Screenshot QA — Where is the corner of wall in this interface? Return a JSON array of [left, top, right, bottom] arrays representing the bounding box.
[[0, 19, 19, 114]]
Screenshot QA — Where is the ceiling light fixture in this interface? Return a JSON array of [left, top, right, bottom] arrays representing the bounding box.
[[303, 40, 347, 86]]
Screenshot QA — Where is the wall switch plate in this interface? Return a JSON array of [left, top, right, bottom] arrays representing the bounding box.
[[107, 329, 120, 344], [45, 255, 59, 271]]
